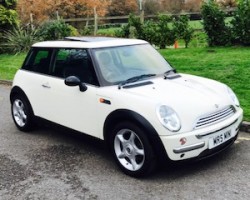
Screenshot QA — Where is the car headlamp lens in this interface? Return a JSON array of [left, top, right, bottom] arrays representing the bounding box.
[[227, 87, 240, 106], [156, 105, 181, 132]]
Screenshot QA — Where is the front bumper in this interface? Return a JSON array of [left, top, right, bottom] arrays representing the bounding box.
[[160, 108, 243, 161]]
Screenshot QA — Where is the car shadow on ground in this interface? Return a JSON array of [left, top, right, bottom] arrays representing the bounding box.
[[27, 119, 238, 180]]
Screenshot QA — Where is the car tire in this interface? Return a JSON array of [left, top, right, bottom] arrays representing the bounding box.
[[110, 121, 156, 177], [11, 95, 34, 132]]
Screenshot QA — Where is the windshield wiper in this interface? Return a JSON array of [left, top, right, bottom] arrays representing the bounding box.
[[164, 69, 181, 79], [164, 69, 177, 76], [118, 74, 156, 89]]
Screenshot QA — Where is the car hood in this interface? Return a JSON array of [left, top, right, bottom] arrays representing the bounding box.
[[120, 73, 233, 131]]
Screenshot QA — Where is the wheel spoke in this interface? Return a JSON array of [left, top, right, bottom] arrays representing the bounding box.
[[134, 147, 144, 156], [20, 110, 27, 121], [118, 152, 126, 159], [129, 155, 138, 171], [14, 101, 20, 112], [128, 131, 135, 143], [117, 134, 126, 144], [13, 110, 20, 117]]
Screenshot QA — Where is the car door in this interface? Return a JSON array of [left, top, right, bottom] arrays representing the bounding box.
[[23, 48, 100, 137]]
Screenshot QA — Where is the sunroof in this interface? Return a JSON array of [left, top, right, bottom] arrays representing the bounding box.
[[64, 36, 118, 42]]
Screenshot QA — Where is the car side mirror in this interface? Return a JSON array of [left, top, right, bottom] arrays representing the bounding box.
[[64, 76, 88, 92]]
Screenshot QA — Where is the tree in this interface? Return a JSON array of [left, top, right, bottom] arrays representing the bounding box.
[[217, 0, 237, 8], [201, 0, 231, 46], [173, 15, 194, 48], [108, 0, 138, 16], [17, 0, 49, 25], [0, 0, 19, 30], [160, 0, 185, 13], [144, 0, 161, 15], [16, 0, 109, 25], [231, 0, 250, 45], [184, 0, 202, 12]]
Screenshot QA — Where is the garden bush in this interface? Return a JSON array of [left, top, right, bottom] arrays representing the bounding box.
[[1, 20, 79, 54], [115, 14, 193, 49], [2, 26, 40, 53], [153, 15, 175, 49], [173, 16, 194, 48], [0, 0, 19, 31], [201, 0, 231, 46], [38, 20, 78, 40], [231, 0, 250, 46]]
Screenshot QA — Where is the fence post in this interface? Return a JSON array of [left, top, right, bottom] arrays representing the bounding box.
[[94, 7, 98, 36], [30, 13, 34, 30], [140, 10, 144, 24], [139, 0, 144, 24], [56, 10, 60, 20]]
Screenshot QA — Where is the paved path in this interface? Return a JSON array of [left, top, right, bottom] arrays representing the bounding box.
[[0, 85, 250, 200]]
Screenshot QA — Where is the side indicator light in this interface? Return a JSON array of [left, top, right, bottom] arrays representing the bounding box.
[[99, 98, 111, 105]]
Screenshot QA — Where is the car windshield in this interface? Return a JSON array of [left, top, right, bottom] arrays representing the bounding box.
[[92, 44, 172, 85]]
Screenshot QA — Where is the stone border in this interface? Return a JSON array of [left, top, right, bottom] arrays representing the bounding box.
[[0, 80, 12, 86], [240, 121, 250, 133], [0, 79, 249, 133]]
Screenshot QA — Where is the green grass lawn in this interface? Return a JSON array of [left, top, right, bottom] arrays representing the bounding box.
[[160, 47, 250, 121], [97, 27, 120, 37], [0, 53, 27, 80], [0, 47, 249, 121]]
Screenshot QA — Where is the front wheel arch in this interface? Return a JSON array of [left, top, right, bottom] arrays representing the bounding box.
[[110, 121, 156, 177], [103, 109, 169, 164]]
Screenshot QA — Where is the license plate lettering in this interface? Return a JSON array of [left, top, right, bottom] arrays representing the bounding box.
[[209, 130, 232, 149], [213, 134, 224, 146], [224, 131, 231, 139]]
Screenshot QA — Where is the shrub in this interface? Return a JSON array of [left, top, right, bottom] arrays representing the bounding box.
[[201, 0, 231, 46], [173, 16, 194, 48], [2, 26, 40, 53], [153, 15, 176, 49], [68, 25, 79, 37], [0, 1, 19, 31], [38, 20, 78, 40], [231, 0, 250, 46], [127, 14, 144, 39], [114, 24, 130, 38], [115, 14, 194, 49], [142, 20, 158, 45], [80, 27, 91, 36]]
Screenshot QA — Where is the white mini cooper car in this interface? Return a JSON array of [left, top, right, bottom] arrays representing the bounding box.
[[10, 37, 243, 177]]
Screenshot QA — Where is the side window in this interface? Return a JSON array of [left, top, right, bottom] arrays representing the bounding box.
[[22, 48, 52, 75], [52, 48, 98, 85]]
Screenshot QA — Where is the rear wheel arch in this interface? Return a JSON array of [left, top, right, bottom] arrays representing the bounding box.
[[10, 86, 27, 102], [10, 86, 34, 117], [10, 86, 35, 131]]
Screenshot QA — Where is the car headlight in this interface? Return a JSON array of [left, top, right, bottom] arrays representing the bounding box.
[[156, 105, 181, 132], [227, 87, 240, 107]]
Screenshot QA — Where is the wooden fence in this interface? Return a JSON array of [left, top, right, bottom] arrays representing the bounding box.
[[38, 12, 202, 35]]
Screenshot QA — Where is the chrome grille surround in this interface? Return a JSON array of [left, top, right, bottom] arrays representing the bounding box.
[[194, 106, 236, 129]]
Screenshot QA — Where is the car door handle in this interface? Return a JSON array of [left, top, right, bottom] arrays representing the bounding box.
[[42, 83, 51, 89]]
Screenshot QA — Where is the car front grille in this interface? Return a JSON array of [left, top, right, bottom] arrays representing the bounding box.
[[194, 106, 236, 129]]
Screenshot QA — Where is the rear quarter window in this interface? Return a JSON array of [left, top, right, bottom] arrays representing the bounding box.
[[22, 48, 52, 75]]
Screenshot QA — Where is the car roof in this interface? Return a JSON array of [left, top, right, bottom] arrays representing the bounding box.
[[65, 36, 119, 42], [32, 37, 148, 49]]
